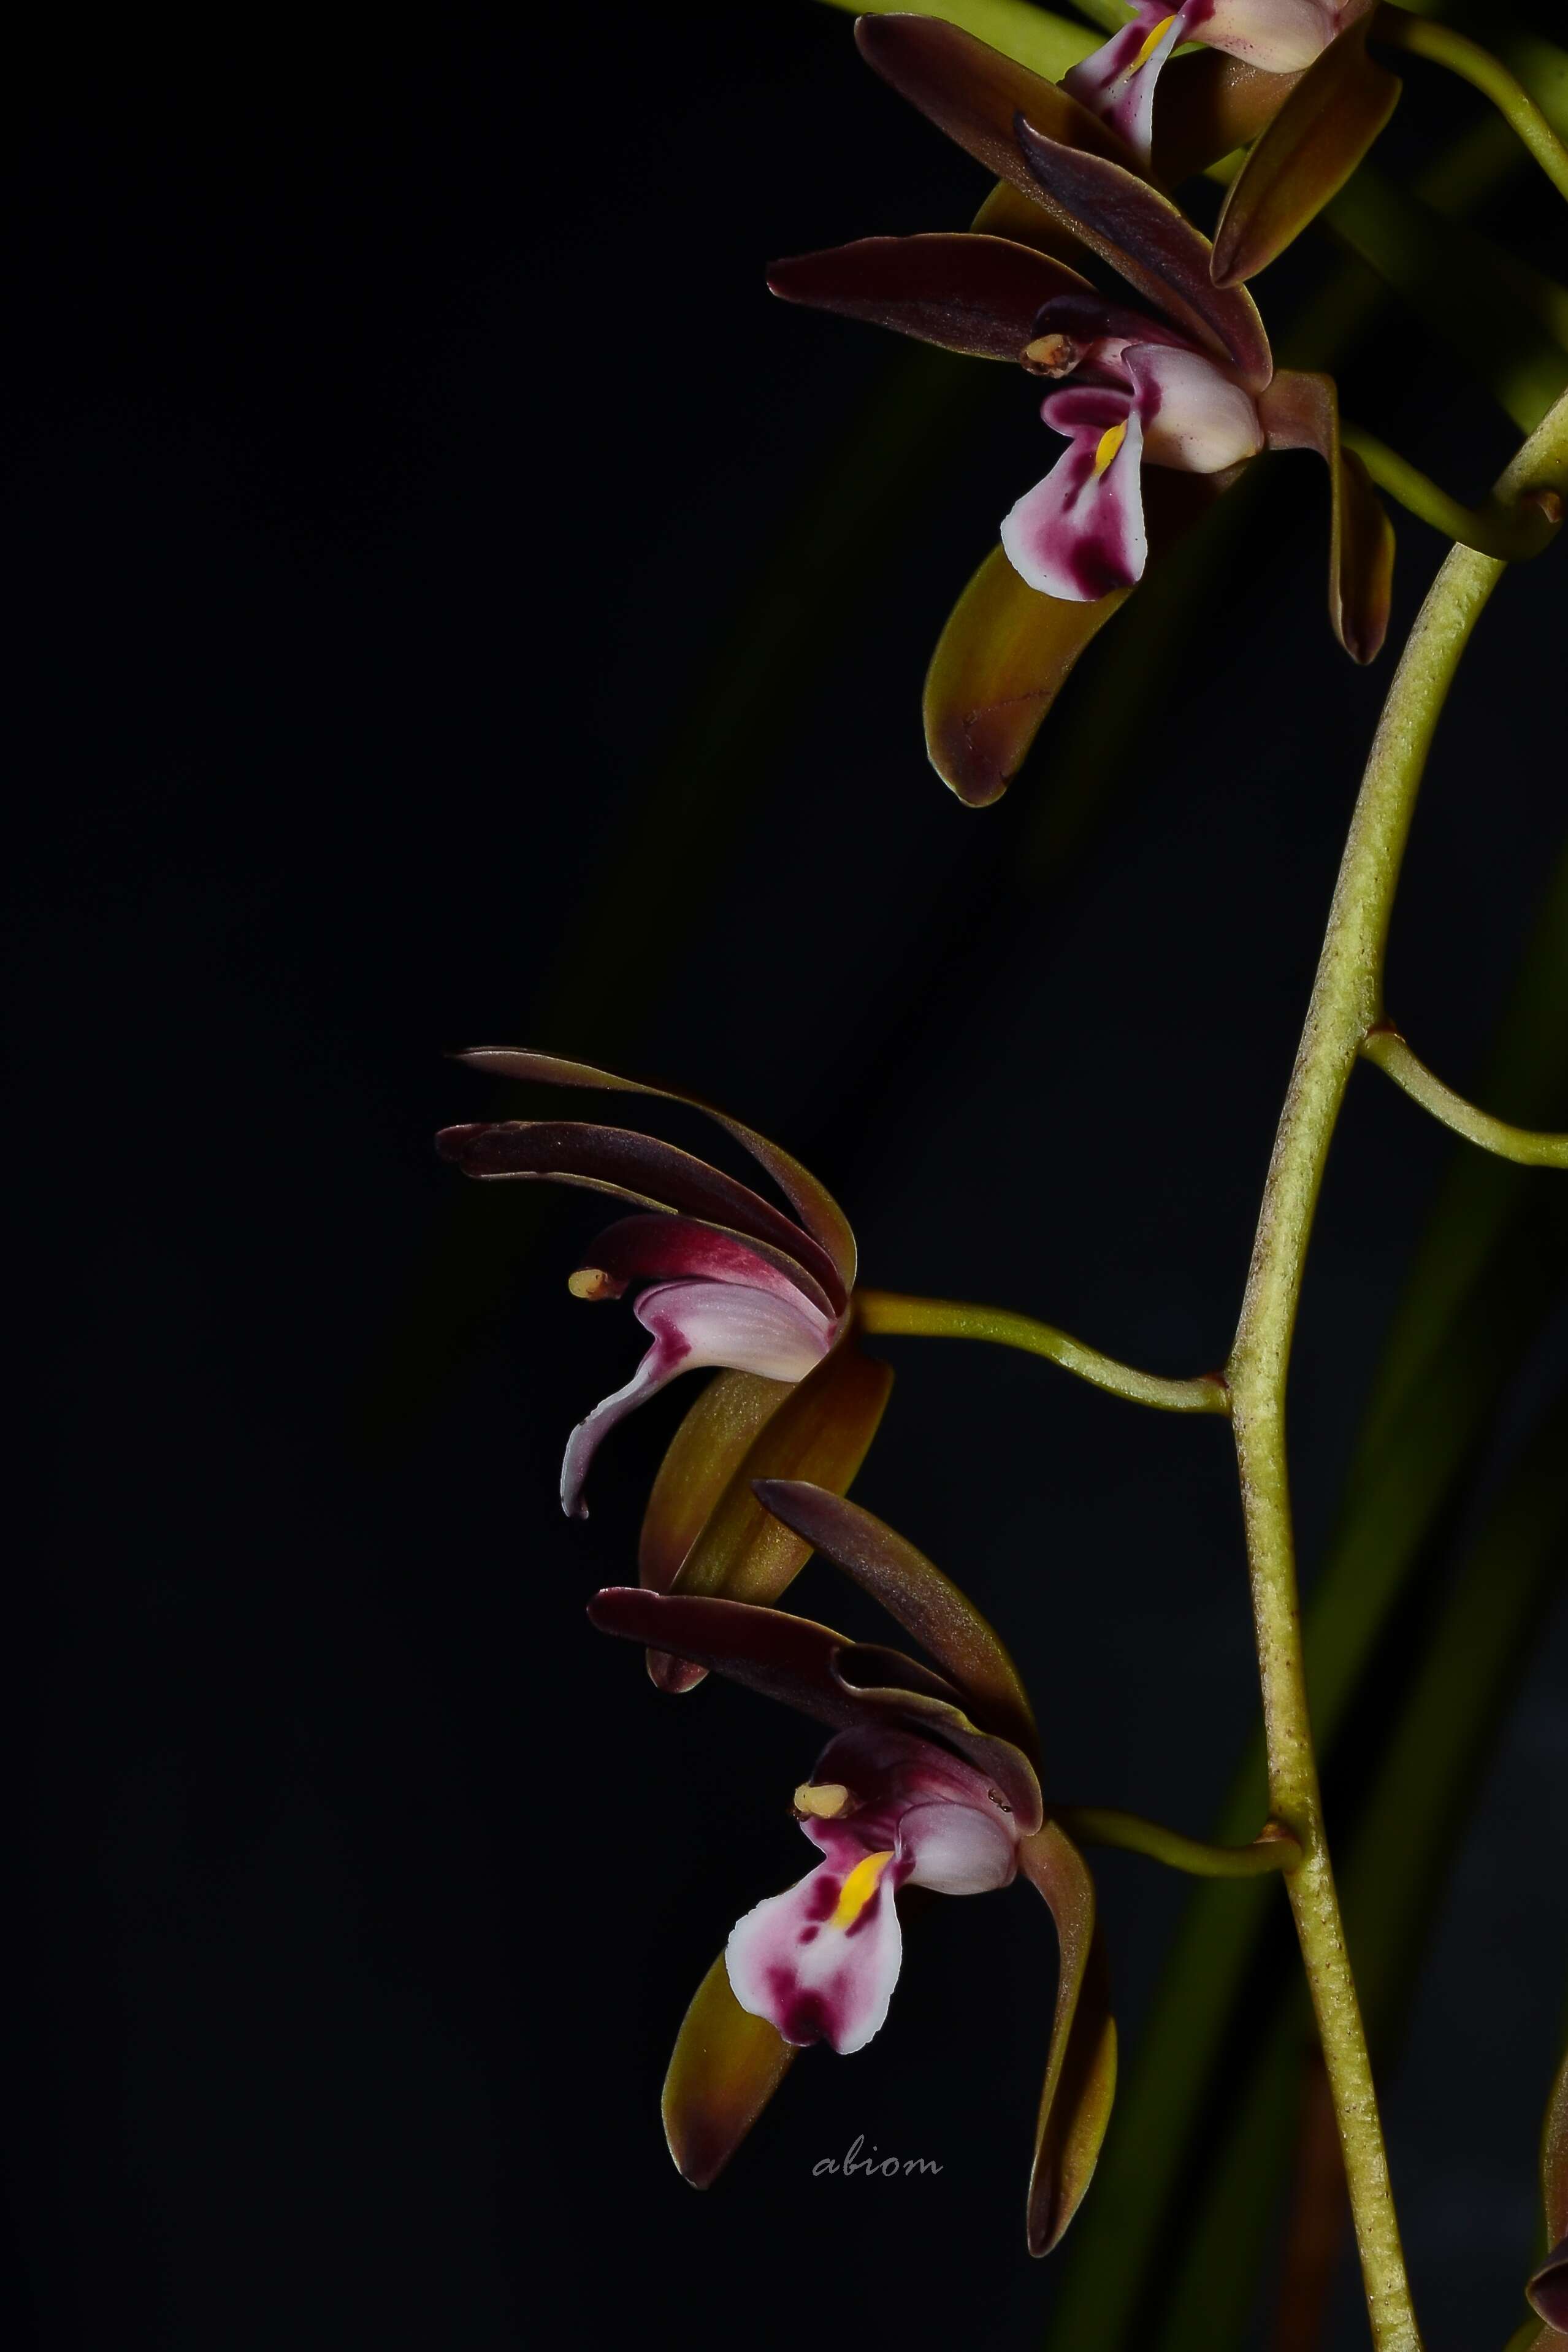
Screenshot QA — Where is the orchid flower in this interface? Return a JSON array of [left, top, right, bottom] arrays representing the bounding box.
[[437, 1051, 891, 1679], [770, 18, 1394, 803], [1063, 1, 1348, 160], [590, 1480, 1117, 2257]]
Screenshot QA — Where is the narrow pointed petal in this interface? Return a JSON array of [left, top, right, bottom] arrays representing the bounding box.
[[1211, 21, 1400, 288], [562, 1281, 833, 1517], [1003, 406, 1149, 602], [587, 1587, 1043, 1826], [767, 234, 1092, 362], [1012, 119, 1272, 389], [639, 1369, 790, 1595], [751, 1481, 1038, 1761], [855, 13, 1136, 204], [574, 1212, 834, 1317], [1529, 2237, 1568, 2334], [924, 540, 1130, 806], [1018, 1821, 1119, 2257], [1256, 370, 1393, 662], [437, 1118, 845, 1309], [452, 1049, 855, 1303], [727, 1826, 905, 2055], [662, 1952, 796, 2188]]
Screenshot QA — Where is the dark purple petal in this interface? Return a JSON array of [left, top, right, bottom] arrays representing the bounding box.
[[435, 1118, 844, 1310], [1018, 1821, 1118, 2257], [574, 1212, 836, 1320], [768, 232, 1093, 362], [1012, 118, 1273, 389], [855, 13, 1138, 200], [751, 1481, 1039, 1761], [638, 1369, 792, 1596], [662, 1953, 796, 2189], [1256, 369, 1393, 662], [451, 1048, 855, 1305], [1211, 19, 1400, 287], [588, 1587, 1042, 1828]]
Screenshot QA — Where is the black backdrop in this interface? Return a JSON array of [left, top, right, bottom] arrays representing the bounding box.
[[6, 8, 1567, 2348]]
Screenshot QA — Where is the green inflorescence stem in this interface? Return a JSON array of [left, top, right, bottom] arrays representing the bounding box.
[[854, 1289, 1230, 1415], [1226, 390, 1568, 2352], [1055, 1806, 1301, 1879], [1363, 1027, 1568, 1165]]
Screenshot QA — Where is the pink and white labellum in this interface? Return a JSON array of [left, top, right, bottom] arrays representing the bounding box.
[[726, 1727, 1020, 2054], [434, 1049, 857, 1520], [1064, 1, 1346, 159], [1002, 332, 1262, 602]]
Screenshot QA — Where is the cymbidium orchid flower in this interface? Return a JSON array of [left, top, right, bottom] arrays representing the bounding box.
[[1064, 1, 1348, 160], [436, 1052, 891, 1679], [771, 15, 1394, 803], [590, 1480, 1117, 2257]]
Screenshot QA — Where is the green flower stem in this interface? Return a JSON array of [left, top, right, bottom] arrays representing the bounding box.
[[1375, 8, 1568, 205], [1054, 1807, 1301, 1878], [852, 1289, 1230, 1414], [1226, 385, 1568, 2352], [1340, 422, 1564, 557], [1363, 1027, 1568, 1165]]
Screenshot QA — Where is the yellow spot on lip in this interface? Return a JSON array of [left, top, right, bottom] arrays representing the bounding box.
[[1093, 421, 1128, 476], [794, 1782, 851, 1820], [1130, 13, 1176, 71], [828, 1849, 895, 1932]]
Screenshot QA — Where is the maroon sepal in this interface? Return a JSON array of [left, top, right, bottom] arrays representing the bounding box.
[[768, 233, 1092, 362], [1211, 19, 1400, 288], [1258, 370, 1393, 663], [587, 1585, 1043, 1829], [1019, 1820, 1118, 2257]]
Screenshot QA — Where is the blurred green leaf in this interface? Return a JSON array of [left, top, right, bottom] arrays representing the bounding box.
[[816, 0, 1097, 82]]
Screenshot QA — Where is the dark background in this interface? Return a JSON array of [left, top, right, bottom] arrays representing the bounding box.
[[6, 7, 1567, 2347]]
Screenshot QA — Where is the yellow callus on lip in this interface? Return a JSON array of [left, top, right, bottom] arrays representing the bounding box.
[[1131, 13, 1176, 71], [827, 1850, 895, 1932], [1093, 422, 1128, 476]]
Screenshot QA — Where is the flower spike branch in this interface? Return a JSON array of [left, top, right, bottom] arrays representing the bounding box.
[[855, 1289, 1230, 1414], [1361, 1027, 1568, 1168], [1372, 7, 1568, 208]]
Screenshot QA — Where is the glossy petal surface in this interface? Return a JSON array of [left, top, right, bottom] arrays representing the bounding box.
[[662, 1953, 795, 2188], [1003, 398, 1148, 602], [1212, 19, 1399, 287], [752, 1480, 1039, 1760], [437, 1118, 844, 1309], [768, 232, 1093, 362], [1012, 119, 1272, 388], [454, 1047, 855, 1303], [1019, 1821, 1118, 2256], [638, 1369, 790, 1595], [560, 1279, 833, 1517], [1257, 369, 1393, 662], [588, 1586, 1043, 1827], [1128, 345, 1261, 473], [575, 1211, 835, 1318]]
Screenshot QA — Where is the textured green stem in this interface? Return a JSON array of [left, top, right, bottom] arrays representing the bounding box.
[[1226, 386, 1568, 2352], [1363, 1027, 1568, 1165], [854, 1289, 1230, 1414], [1375, 8, 1568, 204], [1341, 423, 1563, 556], [1055, 1807, 1300, 1878]]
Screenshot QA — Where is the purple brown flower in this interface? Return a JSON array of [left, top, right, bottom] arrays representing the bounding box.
[[590, 1481, 1117, 2257]]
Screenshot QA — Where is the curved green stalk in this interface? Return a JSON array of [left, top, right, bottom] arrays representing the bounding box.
[[854, 1289, 1231, 1414], [1055, 1807, 1300, 1878], [1341, 423, 1564, 556], [1225, 388, 1568, 2352], [1375, 9, 1568, 203], [1363, 1029, 1568, 1165]]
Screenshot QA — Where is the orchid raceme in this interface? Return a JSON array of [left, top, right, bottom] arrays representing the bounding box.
[[436, 1051, 891, 1679], [769, 19, 1393, 802], [589, 1481, 1117, 2257]]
